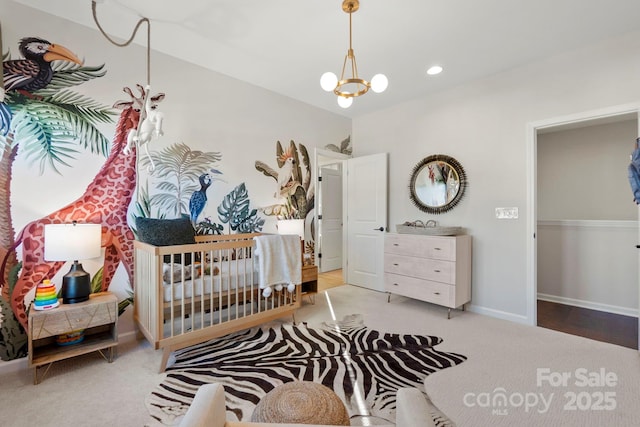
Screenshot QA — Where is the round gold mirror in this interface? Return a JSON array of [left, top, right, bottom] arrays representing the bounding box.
[[409, 154, 467, 214]]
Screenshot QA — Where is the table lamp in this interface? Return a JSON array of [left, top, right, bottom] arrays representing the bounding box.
[[44, 222, 102, 304], [276, 219, 305, 241]]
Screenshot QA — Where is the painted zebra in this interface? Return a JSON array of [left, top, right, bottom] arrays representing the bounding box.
[[146, 314, 465, 426]]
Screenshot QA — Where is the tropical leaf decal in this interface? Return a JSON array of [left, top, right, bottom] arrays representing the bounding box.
[[325, 135, 352, 155], [218, 183, 251, 231], [35, 63, 108, 96], [0, 263, 27, 361], [142, 142, 222, 217], [255, 140, 314, 221], [195, 218, 224, 235], [217, 183, 264, 233], [91, 267, 104, 294], [0, 104, 10, 137], [236, 210, 265, 233]]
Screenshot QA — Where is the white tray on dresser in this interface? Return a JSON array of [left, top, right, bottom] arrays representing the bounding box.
[[384, 233, 472, 318]]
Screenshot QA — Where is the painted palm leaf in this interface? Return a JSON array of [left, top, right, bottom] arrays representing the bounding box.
[[143, 142, 222, 216], [6, 94, 112, 173], [34, 63, 107, 96], [0, 103, 10, 136], [8, 92, 113, 155], [9, 110, 78, 174]]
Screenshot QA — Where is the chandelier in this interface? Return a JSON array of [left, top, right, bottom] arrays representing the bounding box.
[[320, 0, 388, 108]]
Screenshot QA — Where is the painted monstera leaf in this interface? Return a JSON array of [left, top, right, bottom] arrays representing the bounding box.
[[217, 183, 264, 233]]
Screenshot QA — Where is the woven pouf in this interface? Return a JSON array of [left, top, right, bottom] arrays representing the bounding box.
[[251, 381, 350, 425]]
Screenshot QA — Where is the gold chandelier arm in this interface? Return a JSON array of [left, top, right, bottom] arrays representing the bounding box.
[[350, 49, 358, 82], [325, 0, 385, 105]]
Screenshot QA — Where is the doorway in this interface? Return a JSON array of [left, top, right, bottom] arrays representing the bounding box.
[[314, 149, 350, 283], [527, 104, 640, 349], [318, 165, 343, 273]]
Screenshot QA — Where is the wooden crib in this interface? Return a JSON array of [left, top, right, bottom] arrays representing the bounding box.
[[133, 233, 301, 372]]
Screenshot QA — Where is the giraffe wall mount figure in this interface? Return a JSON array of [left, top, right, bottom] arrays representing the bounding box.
[[2, 85, 165, 329]]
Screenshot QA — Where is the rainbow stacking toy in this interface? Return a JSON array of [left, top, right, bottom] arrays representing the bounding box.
[[33, 279, 59, 311]]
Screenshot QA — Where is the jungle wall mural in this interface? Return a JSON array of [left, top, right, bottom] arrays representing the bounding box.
[[0, 37, 114, 360], [255, 140, 315, 257], [0, 32, 344, 364], [138, 142, 266, 236]]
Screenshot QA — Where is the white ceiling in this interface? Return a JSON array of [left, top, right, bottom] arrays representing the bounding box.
[[12, 0, 640, 118]]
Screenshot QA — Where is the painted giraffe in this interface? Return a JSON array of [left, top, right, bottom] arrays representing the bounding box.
[[1, 85, 165, 329]]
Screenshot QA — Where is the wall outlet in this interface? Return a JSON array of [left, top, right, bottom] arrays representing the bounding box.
[[496, 207, 518, 219]]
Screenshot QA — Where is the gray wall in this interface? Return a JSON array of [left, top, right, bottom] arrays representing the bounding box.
[[537, 120, 637, 221]]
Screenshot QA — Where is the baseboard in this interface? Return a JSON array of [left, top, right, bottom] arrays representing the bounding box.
[[0, 329, 141, 375], [537, 293, 639, 318], [466, 304, 529, 325]]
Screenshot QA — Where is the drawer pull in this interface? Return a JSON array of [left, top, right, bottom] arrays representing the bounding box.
[[434, 247, 441, 251], [393, 263, 399, 266], [434, 269, 441, 273], [393, 283, 399, 286], [393, 243, 399, 246], [434, 292, 440, 295]]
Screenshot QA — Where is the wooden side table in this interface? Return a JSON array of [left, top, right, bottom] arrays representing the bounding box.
[[301, 265, 318, 304], [28, 291, 118, 384]]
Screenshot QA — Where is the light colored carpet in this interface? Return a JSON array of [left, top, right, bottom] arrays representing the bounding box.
[[1, 284, 638, 427]]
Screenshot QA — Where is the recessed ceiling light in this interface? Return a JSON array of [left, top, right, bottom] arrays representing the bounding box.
[[427, 65, 443, 76]]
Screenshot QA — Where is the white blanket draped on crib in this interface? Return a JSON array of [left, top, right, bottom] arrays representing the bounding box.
[[253, 234, 301, 297]]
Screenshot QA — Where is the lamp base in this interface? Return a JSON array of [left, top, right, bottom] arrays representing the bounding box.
[[61, 262, 91, 304]]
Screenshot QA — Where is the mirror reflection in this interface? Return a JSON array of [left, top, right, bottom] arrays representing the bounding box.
[[409, 155, 467, 214]]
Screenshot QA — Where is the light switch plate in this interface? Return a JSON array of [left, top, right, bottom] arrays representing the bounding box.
[[496, 207, 518, 219]]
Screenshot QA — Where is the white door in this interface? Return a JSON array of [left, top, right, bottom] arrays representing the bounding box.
[[319, 166, 343, 272], [346, 153, 388, 291]]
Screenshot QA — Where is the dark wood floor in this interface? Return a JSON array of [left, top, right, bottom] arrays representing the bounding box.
[[537, 300, 638, 349]]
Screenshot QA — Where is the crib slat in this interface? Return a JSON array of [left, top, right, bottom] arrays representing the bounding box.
[[133, 233, 301, 373]]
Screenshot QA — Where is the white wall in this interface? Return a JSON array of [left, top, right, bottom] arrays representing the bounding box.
[[1, 0, 350, 349], [352, 30, 640, 322]]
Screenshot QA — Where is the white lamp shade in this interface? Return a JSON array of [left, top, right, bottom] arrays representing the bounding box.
[[277, 219, 305, 240], [337, 95, 353, 108], [44, 223, 102, 261], [320, 72, 338, 92], [370, 74, 388, 93]]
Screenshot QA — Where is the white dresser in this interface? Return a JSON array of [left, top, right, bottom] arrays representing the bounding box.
[[384, 233, 472, 318]]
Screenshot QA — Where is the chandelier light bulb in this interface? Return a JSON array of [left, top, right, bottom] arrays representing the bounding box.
[[320, 72, 338, 92], [370, 74, 388, 93], [427, 65, 443, 76], [337, 95, 353, 108]]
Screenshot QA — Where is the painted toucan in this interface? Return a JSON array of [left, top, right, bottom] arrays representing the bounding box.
[[3, 37, 82, 93]]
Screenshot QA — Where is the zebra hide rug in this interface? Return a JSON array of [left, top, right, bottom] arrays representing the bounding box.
[[145, 314, 466, 426]]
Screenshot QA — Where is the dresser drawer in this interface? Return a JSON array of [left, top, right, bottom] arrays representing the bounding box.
[[384, 273, 453, 307], [384, 253, 454, 284], [30, 298, 117, 339], [385, 234, 456, 261]]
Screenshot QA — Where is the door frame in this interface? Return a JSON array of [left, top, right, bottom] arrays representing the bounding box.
[[526, 102, 640, 327], [313, 148, 351, 275]]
